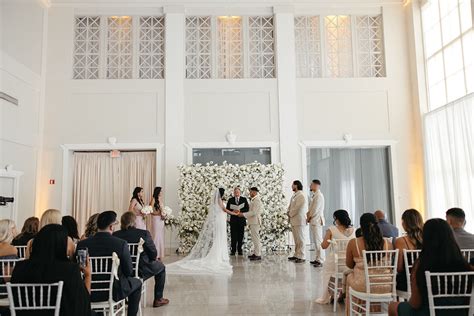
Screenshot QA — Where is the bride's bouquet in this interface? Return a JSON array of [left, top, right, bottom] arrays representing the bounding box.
[[162, 206, 173, 217], [141, 205, 153, 217]]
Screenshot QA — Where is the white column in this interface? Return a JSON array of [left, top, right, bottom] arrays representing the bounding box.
[[274, 7, 302, 195], [164, 6, 185, 210]]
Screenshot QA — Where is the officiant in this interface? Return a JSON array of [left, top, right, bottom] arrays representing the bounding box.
[[227, 186, 249, 255]]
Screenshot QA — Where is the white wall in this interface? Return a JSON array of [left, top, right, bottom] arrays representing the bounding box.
[[0, 0, 46, 225], [37, 0, 425, 239]]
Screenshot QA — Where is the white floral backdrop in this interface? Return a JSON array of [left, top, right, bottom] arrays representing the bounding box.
[[177, 162, 290, 254]]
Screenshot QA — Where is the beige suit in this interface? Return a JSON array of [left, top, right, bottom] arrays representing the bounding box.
[[244, 195, 263, 256], [307, 190, 325, 262], [287, 190, 307, 259]]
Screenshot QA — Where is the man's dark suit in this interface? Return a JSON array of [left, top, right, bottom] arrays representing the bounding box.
[[226, 196, 249, 254], [76, 232, 142, 316], [113, 228, 166, 301]]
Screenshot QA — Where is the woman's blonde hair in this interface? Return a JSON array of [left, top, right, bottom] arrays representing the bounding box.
[[0, 219, 16, 243], [40, 209, 62, 228]]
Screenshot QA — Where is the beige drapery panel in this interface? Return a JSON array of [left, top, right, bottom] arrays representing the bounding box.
[[72, 151, 156, 234]]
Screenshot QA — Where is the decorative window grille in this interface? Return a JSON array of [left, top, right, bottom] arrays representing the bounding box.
[[295, 14, 386, 78], [138, 17, 165, 79], [217, 16, 243, 79], [185, 16, 275, 79], [325, 15, 353, 78], [248, 17, 275, 78], [355, 15, 385, 77], [73, 15, 165, 79], [73, 17, 101, 79], [106, 17, 133, 79], [294, 16, 322, 78], [185, 17, 212, 79]]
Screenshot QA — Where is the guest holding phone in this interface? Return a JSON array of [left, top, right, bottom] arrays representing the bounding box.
[[11, 224, 93, 316]]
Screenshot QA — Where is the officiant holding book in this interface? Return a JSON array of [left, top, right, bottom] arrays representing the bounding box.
[[227, 186, 249, 255]]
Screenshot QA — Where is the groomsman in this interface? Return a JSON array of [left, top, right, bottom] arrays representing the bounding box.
[[239, 187, 263, 261], [227, 186, 249, 255], [307, 179, 325, 267], [287, 180, 307, 263]]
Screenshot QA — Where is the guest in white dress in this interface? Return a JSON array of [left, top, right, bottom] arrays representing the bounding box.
[[315, 209, 355, 304], [150, 186, 166, 260], [128, 187, 146, 230]]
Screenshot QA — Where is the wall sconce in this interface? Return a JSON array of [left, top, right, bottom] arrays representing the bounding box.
[[226, 131, 237, 145]]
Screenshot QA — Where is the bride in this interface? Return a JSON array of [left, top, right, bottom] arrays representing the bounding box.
[[166, 188, 239, 276]]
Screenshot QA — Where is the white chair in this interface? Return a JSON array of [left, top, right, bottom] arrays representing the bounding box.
[[0, 259, 21, 307], [396, 249, 421, 301], [6, 281, 64, 316], [425, 271, 474, 316], [90, 253, 126, 316], [14, 246, 27, 260], [327, 238, 351, 312], [461, 249, 474, 263], [349, 249, 399, 316], [128, 238, 147, 314]]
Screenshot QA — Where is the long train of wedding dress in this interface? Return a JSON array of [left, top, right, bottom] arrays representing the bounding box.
[[166, 190, 232, 276]]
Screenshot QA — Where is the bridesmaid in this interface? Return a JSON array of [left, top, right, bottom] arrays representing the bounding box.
[[128, 187, 146, 230], [150, 187, 165, 260]]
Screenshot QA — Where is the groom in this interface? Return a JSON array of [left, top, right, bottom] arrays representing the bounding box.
[[227, 186, 249, 255]]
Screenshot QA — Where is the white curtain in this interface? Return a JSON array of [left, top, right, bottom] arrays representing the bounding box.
[[425, 93, 474, 230], [72, 151, 156, 233], [307, 148, 392, 227]]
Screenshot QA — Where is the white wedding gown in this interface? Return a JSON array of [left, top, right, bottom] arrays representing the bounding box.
[[166, 190, 232, 276]]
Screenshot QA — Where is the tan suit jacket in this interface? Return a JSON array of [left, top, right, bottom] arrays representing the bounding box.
[[307, 190, 325, 226], [244, 195, 263, 225], [287, 190, 306, 226]]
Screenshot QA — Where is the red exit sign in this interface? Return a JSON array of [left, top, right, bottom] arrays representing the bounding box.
[[49, 179, 55, 185]]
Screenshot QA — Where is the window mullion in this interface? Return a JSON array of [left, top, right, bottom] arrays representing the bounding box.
[[100, 16, 108, 79], [320, 16, 327, 78], [350, 15, 358, 77], [243, 16, 250, 78], [211, 16, 218, 79], [132, 16, 140, 79]]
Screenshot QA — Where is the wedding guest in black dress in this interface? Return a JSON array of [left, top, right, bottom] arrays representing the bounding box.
[[11, 224, 93, 316], [11, 217, 38, 246]]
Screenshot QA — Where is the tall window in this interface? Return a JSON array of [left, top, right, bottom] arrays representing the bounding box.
[[295, 14, 386, 78], [73, 16, 165, 79], [421, 0, 473, 110], [185, 16, 275, 79], [192, 148, 271, 165]]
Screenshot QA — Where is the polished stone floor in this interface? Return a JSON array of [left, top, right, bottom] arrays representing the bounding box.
[[142, 253, 344, 315]]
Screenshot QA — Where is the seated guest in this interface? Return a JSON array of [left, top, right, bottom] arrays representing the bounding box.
[[315, 210, 355, 304], [81, 213, 99, 240], [0, 219, 18, 259], [0, 219, 18, 302], [113, 212, 169, 308], [77, 211, 142, 316], [395, 209, 423, 292], [12, 217, 39, 246], [11, 224, 93, 316], [374, 209, 399, 241], [388, 219, 472, 316], [446, 207, 474, 249], [26, 209, 75, 259], [346, 213, 393, 315], [62, 215, 80, 243]]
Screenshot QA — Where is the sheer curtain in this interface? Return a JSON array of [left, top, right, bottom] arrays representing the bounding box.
[[72, 151, 156, 232], [307, 148, 392, 227], [424, 93, 474, 230]]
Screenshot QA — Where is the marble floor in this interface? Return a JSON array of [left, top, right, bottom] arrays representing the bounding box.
[[141, 253, 345, 315]]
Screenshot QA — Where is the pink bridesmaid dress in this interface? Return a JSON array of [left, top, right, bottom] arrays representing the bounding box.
[[152, 209, 165, 259], [131, 199, 147, 230]]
